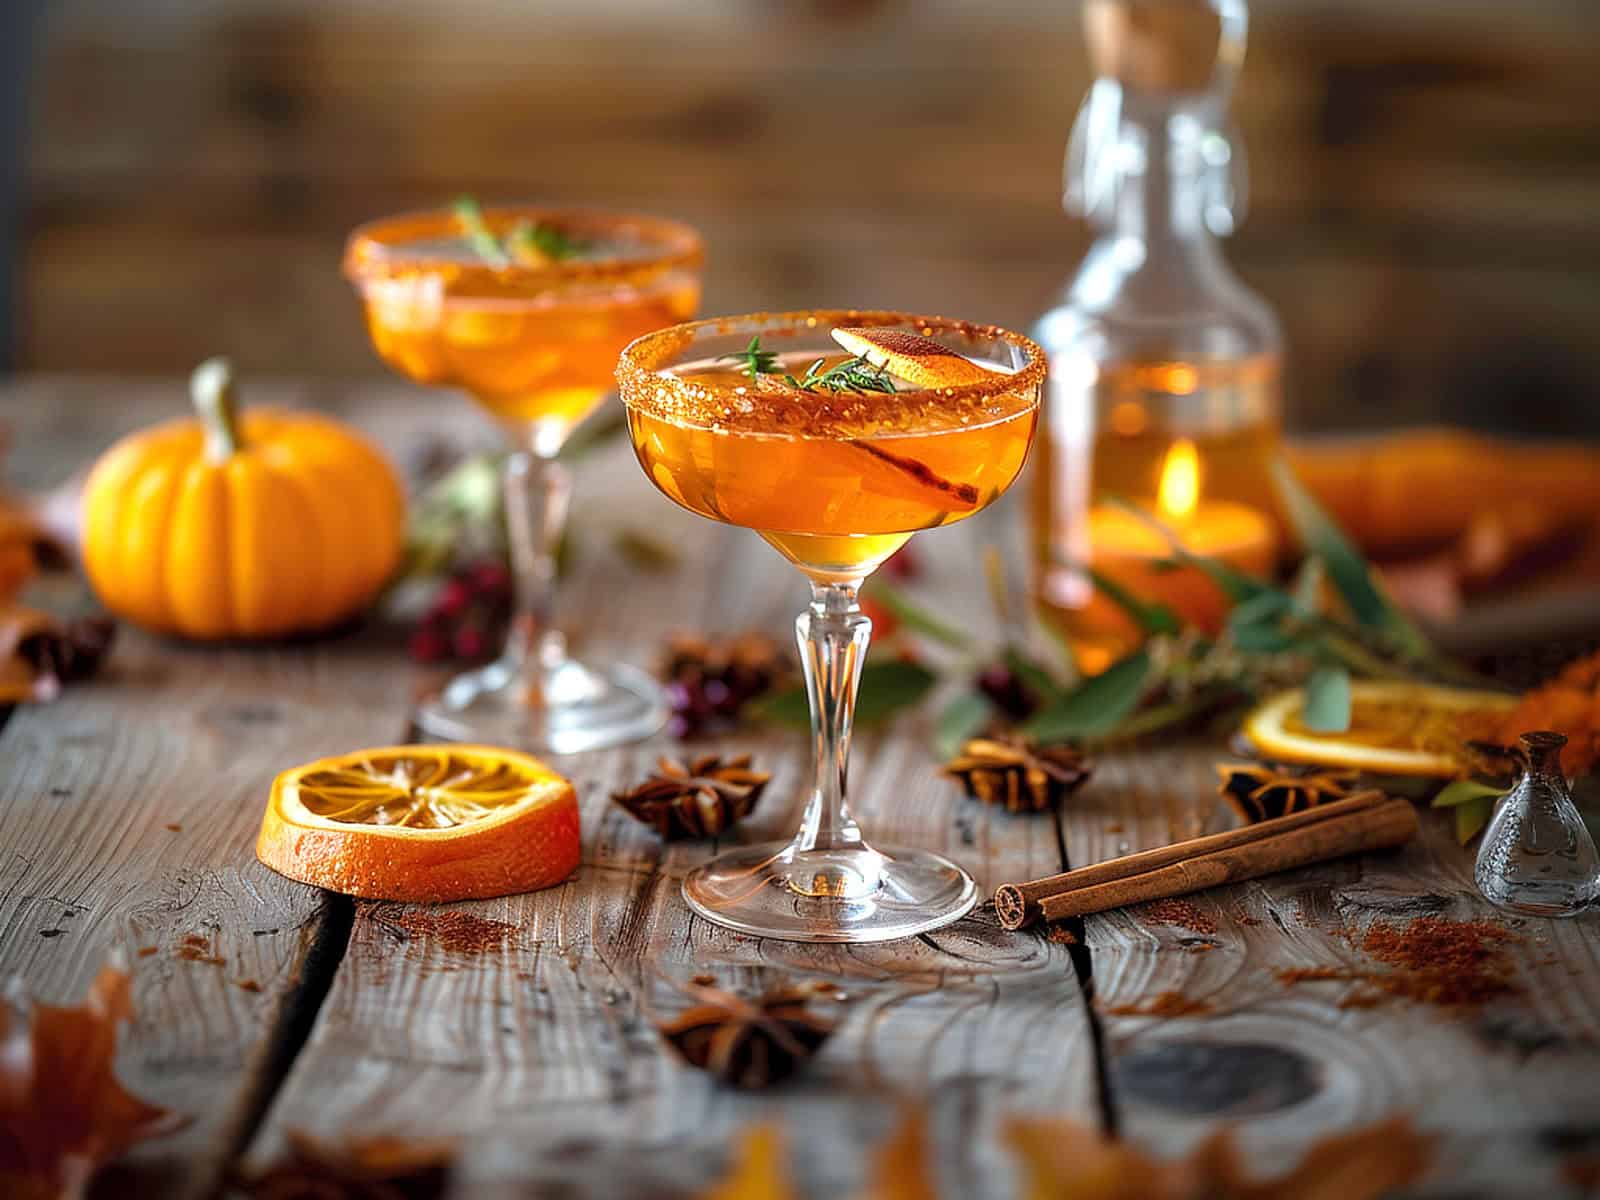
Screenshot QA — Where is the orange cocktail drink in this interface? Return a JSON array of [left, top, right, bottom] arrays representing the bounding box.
[[618, 311, 1044, 943], [346, 205, 703, 753]]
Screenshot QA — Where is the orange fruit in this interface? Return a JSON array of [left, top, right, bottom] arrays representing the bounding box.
[[1242, 682, 1518, 777], [256, 744, 580, 901], [830, 327, 998, 388]]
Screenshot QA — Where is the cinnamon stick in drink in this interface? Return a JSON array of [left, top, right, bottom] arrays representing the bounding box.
[[993, 791, 1416, 930]]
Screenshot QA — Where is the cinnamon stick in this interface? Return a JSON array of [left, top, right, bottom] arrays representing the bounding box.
[[994, 791, 1416, 930]]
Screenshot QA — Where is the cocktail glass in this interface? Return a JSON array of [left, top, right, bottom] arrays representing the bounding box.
[[345, 207, 703, 754], [616, 310, 1045, 942]]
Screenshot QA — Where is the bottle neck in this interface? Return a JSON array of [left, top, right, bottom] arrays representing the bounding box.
[[1105, 98, 1218, 253]]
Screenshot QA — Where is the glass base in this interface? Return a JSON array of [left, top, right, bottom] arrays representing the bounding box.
[[415, 655, 668, 756], [682, 840, 979, 943]]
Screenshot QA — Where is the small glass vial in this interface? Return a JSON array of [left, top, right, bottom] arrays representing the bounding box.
[[1474, 731, 1599, 918]]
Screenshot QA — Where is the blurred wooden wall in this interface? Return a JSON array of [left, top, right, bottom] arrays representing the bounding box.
[[19, 0, 1600, 434]]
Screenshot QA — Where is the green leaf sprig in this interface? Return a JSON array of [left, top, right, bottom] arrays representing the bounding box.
[[721, 334, 896, 395], [453, 195, 587, 266]]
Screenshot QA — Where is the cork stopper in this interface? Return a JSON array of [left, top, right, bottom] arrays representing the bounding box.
[[1083, 0, 1224, 93]]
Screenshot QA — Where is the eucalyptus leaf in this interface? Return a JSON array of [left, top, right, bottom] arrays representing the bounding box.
[[864, 580, 972, 651], [1231, 622, 1295, 654], [1291, 555, 1326, 616], [1021, 651, 1152, 742], [1302, 665, 1352, 733], [1270, 459, 1431, 657], [1228, 590, 1292, 631], [933, 691, 996, 760], [1454, 797, 1495, 845], [1104, 497, 1271, 604], [753, 659, 938, 730], [1431, 779, 1505, 809]]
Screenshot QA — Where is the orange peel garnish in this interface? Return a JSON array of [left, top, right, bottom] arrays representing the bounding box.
[[831, 327, 998, 388]]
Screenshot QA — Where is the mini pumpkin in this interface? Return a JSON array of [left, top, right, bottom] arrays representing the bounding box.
[[82, 359, 405, 640]]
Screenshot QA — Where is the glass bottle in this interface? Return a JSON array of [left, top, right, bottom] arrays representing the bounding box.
[[1030, 0, 1283, 671], [1475, 731, 1599, 918]]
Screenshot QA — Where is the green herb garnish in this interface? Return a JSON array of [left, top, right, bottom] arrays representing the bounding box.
[[719, 334, 896, 395], [453, 195, 587, 266], [721, 335, 783, 380]]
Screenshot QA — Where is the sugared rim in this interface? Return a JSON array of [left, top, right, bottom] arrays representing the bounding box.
[[615, 309, 1047, 437], [343, 205, 704, 294]]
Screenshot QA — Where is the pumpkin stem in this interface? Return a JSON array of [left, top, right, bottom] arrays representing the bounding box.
[[192, 357, 243, 462]]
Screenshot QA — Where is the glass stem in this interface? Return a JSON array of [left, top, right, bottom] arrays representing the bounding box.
[[502, 449, 572, 705], [787, 581, 879, 896]]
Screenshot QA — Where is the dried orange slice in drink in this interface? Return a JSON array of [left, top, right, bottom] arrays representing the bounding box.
[[831, 327, 999, 388], [256, 745, 580, 901], [1243, 681, 1518, 777]]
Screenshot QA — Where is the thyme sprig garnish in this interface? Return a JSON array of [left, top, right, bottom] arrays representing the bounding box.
[[452, 195, 586, 266], [720, 335, 896, 395]]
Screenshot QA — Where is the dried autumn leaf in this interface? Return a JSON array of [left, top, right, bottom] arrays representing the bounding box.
[[1005, 1114, 1432, 1200], [236, 1129, 456, 1199], [700, 1125, 797, 1200], [861, 1108, 939, 1200], [0, 963, 186, 1200]]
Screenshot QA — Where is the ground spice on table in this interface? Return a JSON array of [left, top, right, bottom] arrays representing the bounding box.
[[1139, 897, 1217, 936], [386, 909, 517, 954], [1103, 990, 1213, 1018], [176, 933, 225, 966], [1276, 916, 1519, 1009]]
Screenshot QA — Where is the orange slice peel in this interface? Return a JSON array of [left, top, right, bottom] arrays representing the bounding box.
[[831, 327, 998, 388], [1242, 682, 1519, 777], [256, 744, 580, 901]]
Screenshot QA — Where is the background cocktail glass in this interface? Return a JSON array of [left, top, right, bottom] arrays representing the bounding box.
[[617, 311, 1045, 942], [346, 207, 703, 753]]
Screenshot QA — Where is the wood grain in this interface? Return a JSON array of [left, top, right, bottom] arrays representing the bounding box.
[[243, 459, 1100, 1198], [1064, 747, 1600, 1196], [0, 379, 474, 1198]]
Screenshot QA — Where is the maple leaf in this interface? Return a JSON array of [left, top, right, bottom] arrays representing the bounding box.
[[0, 963, 187, 1200]]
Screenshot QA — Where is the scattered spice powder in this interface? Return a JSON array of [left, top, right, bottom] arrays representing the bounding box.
[[1103, 990, 1213, 1018], [1140, 898, 1217, 936], [136, 946, 158, 958], [235, 979, 262, 993], [165, 823, 182, 832], [1276, 917, 1520, 1009], [385, 909, 517, 954], [1046, 927, 1079, 945]]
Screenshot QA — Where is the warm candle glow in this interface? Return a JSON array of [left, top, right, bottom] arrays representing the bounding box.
[[1158, 438, 1201, 521]]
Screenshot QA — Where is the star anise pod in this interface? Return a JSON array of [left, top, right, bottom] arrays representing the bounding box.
[[942, 735, 1093, 813], [1, 607, 115, 703], [236, 1130, 456, 1200], [657, 981, 836, 1090], [612, 754, 771, 839], [1216, 760, 1362, 823]]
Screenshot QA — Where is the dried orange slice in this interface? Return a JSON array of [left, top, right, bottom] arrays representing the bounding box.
[[1243, 682, 1518, 777], [831, 327, 998, 388], [256, 744, 579, 901]]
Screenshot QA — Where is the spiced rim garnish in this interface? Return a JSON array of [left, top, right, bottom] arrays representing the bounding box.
[[343, 205, 704, 292], [615, 309, 1047, 439]]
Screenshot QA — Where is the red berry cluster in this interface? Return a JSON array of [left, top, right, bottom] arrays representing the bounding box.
[[409, 561, 513, 664], [660, 633, 792, 739]]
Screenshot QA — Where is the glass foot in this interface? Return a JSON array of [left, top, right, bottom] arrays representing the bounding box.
[[415, 656, 668, 756], [682, 840, 979, 943]]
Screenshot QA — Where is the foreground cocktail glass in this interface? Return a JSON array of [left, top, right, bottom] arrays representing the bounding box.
[[345, 206, 703, 753], [617, 311, 1045, 942]]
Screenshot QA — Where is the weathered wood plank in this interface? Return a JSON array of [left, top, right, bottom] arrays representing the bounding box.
[[1063, 746, 1600, 1197], [0, 379, 471, 1197], [245, 467, 1099, 1198]]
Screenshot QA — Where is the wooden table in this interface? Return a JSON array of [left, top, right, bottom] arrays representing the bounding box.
[[4, 378, 1598, 1199]]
